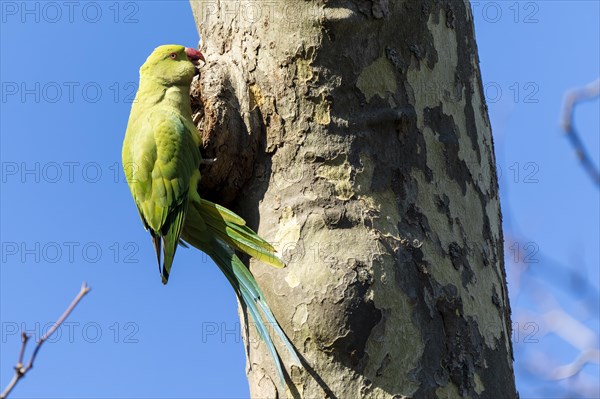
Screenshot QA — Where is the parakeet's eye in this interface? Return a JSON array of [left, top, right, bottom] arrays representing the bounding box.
[[169, 53, 177, 60]]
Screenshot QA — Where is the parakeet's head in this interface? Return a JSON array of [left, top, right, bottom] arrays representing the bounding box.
[[140, 44, 205, 86]]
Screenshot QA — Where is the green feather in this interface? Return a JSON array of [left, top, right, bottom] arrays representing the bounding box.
[[192, 200, 285, 268], [197, 198, 247, 225]]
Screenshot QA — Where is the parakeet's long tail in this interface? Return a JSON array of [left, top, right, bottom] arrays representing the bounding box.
[[181, 198, 301, 385]]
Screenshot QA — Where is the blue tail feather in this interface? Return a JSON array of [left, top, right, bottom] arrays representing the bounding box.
[[209, 238, 299, 386]]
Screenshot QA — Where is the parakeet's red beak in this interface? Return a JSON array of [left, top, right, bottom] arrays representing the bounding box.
[[185, 48, 205, 65]]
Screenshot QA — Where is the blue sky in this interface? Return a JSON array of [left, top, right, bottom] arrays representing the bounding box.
[[0, 1, 598, 398]]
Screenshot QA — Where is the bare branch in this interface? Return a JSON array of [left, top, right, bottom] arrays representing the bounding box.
[[0, 282, 91, 399], [561, 78, 600, 187], [550, 349, 600, 380]]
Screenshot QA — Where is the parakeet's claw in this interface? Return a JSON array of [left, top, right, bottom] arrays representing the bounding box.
[[200, 157, 217, 165]]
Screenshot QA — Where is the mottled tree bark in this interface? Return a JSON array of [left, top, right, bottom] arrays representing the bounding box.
[[190, 1, 516, 398]]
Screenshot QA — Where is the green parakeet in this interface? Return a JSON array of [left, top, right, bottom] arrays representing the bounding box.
[[122, 44, 300, 385]]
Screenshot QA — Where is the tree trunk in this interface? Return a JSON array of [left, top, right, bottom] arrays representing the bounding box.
[[189, 1, 516, 398]]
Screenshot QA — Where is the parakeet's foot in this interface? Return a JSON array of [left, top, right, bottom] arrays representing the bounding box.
[[200, 157, 217, 165]]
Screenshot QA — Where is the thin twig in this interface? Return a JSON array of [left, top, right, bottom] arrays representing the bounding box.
[[0, 282, 91, 399], [561, 78, 600, 187], [15, 333, 28, 371]]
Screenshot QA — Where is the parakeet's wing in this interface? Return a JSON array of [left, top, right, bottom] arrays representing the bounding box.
[[123, 108, 200, 283]]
